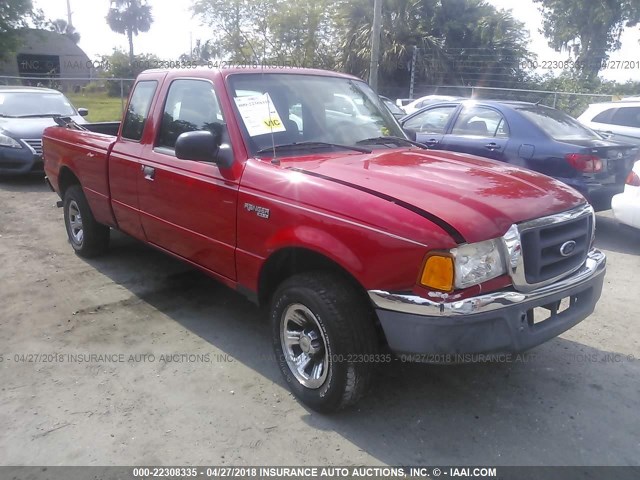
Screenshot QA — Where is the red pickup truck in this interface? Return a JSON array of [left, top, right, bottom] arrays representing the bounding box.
[[43, 68, 606, 411]]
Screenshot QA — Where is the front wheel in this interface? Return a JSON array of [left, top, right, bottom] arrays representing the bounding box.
[[271, 272, 378, 412], [63, 185, 109, 257]]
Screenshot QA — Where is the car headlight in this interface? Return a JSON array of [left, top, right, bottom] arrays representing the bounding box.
[[451, 239, 506, 289], [420, 238, 506, 291], [0, 131, 21, 148]]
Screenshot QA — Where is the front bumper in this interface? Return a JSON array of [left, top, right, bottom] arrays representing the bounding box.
[[369, 249, 606, 355], [0, 146, 42, 175]]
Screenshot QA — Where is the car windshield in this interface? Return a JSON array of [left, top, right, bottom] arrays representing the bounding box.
[[0, 91, 77, 117], [227, 73, 405, 156], [518, 105, 602, 141]]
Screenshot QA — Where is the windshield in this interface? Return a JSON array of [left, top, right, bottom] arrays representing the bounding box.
[[518, 105, 602, 141], [227, 73, 405, 156], [0, 91, 77, 117]]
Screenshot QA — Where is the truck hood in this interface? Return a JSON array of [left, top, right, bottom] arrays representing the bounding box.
[[283, 149, 586, 243]]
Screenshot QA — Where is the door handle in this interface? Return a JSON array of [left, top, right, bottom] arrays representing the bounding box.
[[485, 142, 501, 151], [141, 165, 155, 181], [424, 139, 439, 147]]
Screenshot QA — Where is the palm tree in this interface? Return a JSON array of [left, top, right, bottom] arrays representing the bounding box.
[[49, 18, 81, 44], [337, 0, 445, 89], [106, 0, 153, 63]]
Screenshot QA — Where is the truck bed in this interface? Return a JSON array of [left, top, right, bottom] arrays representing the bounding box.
[[84, 122, 120, 137], [43, 126, 118, 227]]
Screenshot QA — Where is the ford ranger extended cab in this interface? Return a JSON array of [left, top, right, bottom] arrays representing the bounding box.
[[43, 68, 606, 412]]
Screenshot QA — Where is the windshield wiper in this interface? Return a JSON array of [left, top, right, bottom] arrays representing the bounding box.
[[356, 136, 427, 149], [0, 114, 17, 118], [14, 113, 64, 118], [256, 141, 372, 155]]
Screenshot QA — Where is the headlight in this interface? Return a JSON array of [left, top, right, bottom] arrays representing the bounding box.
[[451, 239, 506, 289], [420, 239, 506, 292], [0, 131, 21, 148]]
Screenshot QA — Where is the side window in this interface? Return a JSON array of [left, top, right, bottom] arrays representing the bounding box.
[[451, 106, 509, 137], [121, 81, 157, 141], [403, 106, 457, 134], [611, 107, 640, 128], [157, 79, 223, 149], [592, 108, 616, 124]]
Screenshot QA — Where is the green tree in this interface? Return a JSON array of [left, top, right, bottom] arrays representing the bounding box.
[[106, 0, 153, 64], [336, 0, 443, 87], [48, 18, 80, 44], [267, 0, 337, 68], [533, 0, 640, 81], [428, 0, 532, 87], [0, 0, 36, 60], [179, 39, 223, 62], [193, 0, 338, 67], [336, 0, 533, 92], [99, 48, 160, 96], [192, 0, 262, 62]]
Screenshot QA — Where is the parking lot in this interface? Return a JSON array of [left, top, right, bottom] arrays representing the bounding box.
[[0, 175, 639, 466]]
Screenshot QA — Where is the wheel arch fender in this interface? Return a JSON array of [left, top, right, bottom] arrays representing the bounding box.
[[257, 226, 366, 307], [58, 166, 81, 197]]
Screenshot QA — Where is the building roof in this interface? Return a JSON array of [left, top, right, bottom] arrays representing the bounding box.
[[13, 29, 89, 60]]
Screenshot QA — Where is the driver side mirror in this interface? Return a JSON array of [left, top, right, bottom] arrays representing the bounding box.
[[77, 108, 89, 117], [176, 130, 219, 162], [175, 126, 234, 168]]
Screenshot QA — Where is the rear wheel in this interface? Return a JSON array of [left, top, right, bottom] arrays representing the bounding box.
[[63, 185, 109, 257], [271, 272, 378, 412]]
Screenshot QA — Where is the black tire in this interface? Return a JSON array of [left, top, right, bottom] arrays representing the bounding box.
[[63, 185, 109, 257], [271, 271, 378, 412]]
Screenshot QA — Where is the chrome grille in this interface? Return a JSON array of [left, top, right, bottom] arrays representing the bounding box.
[[23, 139, 43, 156], [520, 213, 592, 284]]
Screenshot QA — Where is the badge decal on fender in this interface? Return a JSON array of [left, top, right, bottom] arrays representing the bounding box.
[[244, 202, 270, 219]]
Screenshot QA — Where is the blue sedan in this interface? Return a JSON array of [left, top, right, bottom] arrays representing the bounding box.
[[400, 100, 639, 210]]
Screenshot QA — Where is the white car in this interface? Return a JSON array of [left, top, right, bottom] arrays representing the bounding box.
[[578, 99, 640, 145], [611, 160, 640, 229], [401, 95, 464, 115]]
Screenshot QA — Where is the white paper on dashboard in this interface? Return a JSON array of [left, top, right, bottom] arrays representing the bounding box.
[[234, 93, 286, 136]]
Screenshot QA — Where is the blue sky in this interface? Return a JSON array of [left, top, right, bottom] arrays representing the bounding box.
[[34, 0, 640, 82]]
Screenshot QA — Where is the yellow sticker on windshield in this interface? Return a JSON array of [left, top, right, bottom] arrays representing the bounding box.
[[234, 93, 286, 137]]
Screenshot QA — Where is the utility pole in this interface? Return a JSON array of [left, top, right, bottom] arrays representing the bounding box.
[[66, 0, 73, 27], [409, 46, 417, 99], [369, 0, 382, 92]]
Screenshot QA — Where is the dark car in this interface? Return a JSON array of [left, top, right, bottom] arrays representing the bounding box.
[[400, 100, 639, 210], [0, 86, 87, 175]]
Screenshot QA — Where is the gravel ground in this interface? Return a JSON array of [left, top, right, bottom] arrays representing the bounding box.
[[0, 175, 639, 466]]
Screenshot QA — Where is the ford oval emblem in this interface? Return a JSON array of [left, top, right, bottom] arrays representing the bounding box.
[[560, 240, 577, 257]]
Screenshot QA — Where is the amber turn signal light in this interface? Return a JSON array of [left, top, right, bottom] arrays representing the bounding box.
[[420, 255, 454, 292]]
